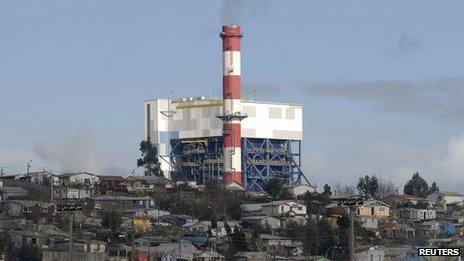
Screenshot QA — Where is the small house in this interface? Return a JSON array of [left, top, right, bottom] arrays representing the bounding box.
[[427, 191, 464, 206]]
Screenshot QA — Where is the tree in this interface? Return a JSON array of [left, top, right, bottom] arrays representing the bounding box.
[[101, 210, 122, 231], [230, 226, 248, 253], [264, 178, 291, 200], [429, 182, 439, 195], [404, 172, 429, 198], [378, 178, 397, 198], [322, 184, 332, 197], [136, 140, 163, 176], [334, 183, 357, 197], [357, 175, 379, 198], [16, 243, 41, 261]]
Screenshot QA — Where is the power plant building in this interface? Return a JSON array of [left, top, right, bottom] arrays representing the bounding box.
[[144, 97, 307, 191], [143, 25, 309, 192]]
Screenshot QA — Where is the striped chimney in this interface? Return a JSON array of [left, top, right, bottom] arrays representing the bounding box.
[[219, 25, 245, 185]]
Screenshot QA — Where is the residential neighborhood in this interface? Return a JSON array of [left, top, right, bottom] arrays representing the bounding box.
[[0, 170, 462, 260]]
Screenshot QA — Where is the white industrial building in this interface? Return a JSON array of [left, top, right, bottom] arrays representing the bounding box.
[[144, 97, 308, 191]]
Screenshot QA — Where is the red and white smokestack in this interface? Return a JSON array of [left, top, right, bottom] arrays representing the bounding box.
[[220, 25, 245, 186]]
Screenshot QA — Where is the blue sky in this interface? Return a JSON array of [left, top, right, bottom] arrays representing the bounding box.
[[1, 1, 464, 191]]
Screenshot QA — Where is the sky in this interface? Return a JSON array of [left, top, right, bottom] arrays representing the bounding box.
[[1, 1, 464, 192]]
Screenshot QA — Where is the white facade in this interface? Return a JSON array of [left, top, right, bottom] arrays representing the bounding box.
[[261, 201, 307, 217], [401, 208, 436, 220], [355, 247, 385, 261], [285, 184, 316, 197], [54, 187, 90, 199], [241, 216, 282, 229], [427, 192, 464, 205], [144, 97, 303, 177], [59, 172, 100, 185]]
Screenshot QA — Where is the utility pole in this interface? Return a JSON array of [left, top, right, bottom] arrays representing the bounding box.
[[27, 160, 32, 174], [69, 212, 74, 261], [349, 208, 355, 261]]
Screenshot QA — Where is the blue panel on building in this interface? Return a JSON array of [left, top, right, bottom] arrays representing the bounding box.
[[169, 137, 309, 192]]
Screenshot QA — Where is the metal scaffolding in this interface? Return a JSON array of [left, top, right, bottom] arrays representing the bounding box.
[[169, 137, 309, 192]]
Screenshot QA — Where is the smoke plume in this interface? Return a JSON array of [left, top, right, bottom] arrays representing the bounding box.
[[221, 0, 270, 24], [303, 78, 464, 120], [34, 129, 99, 173]]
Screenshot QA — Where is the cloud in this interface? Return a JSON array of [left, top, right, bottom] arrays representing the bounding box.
[[305, 133, 464, 193], [388, 34, 420, 57], [34, 129, 99, 173], [221, 0, 270, 24], [303, 78, 464, 120]]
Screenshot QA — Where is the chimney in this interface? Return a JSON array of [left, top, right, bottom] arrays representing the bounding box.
[[219, 25, 246, 186]]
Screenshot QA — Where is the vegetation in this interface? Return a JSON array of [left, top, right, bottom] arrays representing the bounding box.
[[357, 175, 379, 198], [230, 226, 248, 253], [136, 140, 163, 176], [286, 219, 339, 256], [15, 243, 41, 261], [429, 181, 440, 194], [101, 210, 122, 231], [264, 178, 292, 200], [403, 172, 428, 197], [303, 184, 332, 207]]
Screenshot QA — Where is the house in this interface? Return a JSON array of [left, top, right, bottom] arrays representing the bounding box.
[[53, 187, 90, 199], [258, 234, 303, 256], [156, 214, 199, 227], [241, 216, 281, 230], [133, 216, 151, 233], [355, 246, 385, 261], [427, 191, 464, 206], [399, 208, 436, 221], [417, 220, 457, 238], [186, 221, 239, 237], [86, 195, 155, 210], [8, 200, 56, 222], [233, 252, 272, 261], [259, 234, 292, 246], [194, 251, 225, 261], [59, 172, 100, 186], [261, 200, 307, 218], [354, 199, 390, 217], [381, 194, 430, 209], [10, 227, 68, 249], [385, 223, 415, 240], [42, 239, 107, 261], [176, 180, 198, 188], [284, 184, 316, 198], [181, 235, 209, 248], [0, 186, 28, 200], [240, 203, 263, 217], [131, 208, 170, 219], [355, 216, 380, 229], [152, 242, 200, 261], [98, 175, 126, 192], [16, 171, 60, 186], [125, 175, 172, 192], [133, 235, 170, 248]]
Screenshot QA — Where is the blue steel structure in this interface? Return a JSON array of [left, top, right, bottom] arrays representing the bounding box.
[[170, 137, 309, 192]]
